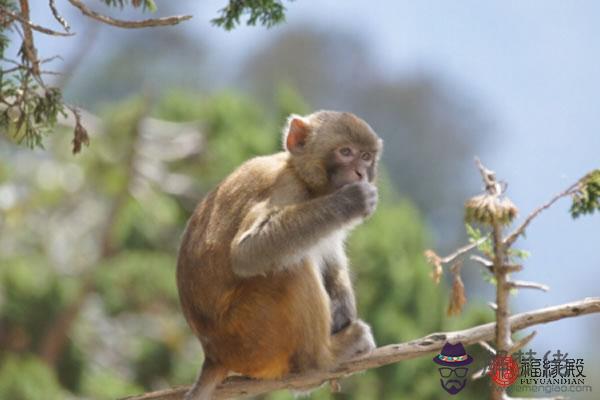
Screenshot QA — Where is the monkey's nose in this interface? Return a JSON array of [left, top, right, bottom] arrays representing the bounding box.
[[355, 170, 363, 179]]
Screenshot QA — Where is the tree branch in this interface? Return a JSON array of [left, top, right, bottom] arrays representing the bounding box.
[[504, 180, 582, 247], [17, 0, 40, 76], [122, 297, 600, 400], [67, 0, 192, 28], [49, 0, 71, 32], [0, 6, 74, 36]]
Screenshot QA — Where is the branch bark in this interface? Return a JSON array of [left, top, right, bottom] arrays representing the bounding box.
[[17, 0, 40, 76], [0, 6, 74, 36], [122, 297, 600, 400], [67, 0, 192, 28]]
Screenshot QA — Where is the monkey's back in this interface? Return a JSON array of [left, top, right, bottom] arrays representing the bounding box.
[[176, 153, 333, 378]]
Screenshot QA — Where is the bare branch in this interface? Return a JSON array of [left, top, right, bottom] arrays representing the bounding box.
[[470, 255, 522, 273], [121, 298, 600, 400], [478, 340, 496, 355], [504, 180, 582, 247], [17, 0, 40, 77], [440, 236, 489, 264], [49, 0, 71, 32], [67, 0, 192, 29], [470, 254, 493, 269], [0, 6, 74, 36], [475, 157, 502, 195], [508, 330, 537, 354], [508, 280, 550, 292], [470, 367, 487, 381]]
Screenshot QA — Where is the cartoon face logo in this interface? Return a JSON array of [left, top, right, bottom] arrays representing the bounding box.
[[433, 342, 474, 395]]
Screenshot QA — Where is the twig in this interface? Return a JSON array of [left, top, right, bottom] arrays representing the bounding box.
[[470, 254, 493, 269], [49, 0, 70, 32], [471, 367, 487, 380], [470, 255, 522, 273], [508, 330, 536, 354], [475, 157, 502, 195], [121, 297, 600, 400], [0, 6, 74, 36], [67, 0, 192, 28], [508, 280, 550, 292], [504, 180, 582, 247], [440, 236, 489, 264], [478, 340, 496, 355]]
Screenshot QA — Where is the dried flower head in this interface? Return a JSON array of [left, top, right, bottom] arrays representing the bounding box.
[[465, 194, 518, 226], [424, 249, 443, 285]]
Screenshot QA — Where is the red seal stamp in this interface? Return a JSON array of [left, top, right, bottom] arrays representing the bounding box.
[[488, 354, 519, 387]]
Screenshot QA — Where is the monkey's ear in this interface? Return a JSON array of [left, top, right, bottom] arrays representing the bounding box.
[[283, 115, 311, 154]]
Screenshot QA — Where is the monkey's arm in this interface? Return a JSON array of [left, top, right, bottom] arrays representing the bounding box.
[[230, 194, 348, 277], [230, 182, 376, 277]]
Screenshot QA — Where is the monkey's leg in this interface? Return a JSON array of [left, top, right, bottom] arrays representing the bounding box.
[[184, 358, 228, 400], [322, 258, 357, 334], [331, 319, 376, 362]]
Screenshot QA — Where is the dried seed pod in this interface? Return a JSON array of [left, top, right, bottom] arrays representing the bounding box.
[[465, 194, 518, 226]]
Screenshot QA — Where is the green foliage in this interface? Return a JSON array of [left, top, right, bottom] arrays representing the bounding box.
[[0, 257, 74, 347], [465, 223, 492, 257], [157, 91, 279, 190], [80, 368, 143, 400], [94, 251, 178, 315], [0, 76, 66, 149], [212, 0, 288, 30], [570, 169, 600, 218], [0, 355, 66, 400], [134, 339, 173, 389]]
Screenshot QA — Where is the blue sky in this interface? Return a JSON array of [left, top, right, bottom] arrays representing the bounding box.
[[27, 0, 600, 358]]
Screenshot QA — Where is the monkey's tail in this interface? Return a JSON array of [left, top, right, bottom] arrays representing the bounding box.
[[184, 358, 228, 400]]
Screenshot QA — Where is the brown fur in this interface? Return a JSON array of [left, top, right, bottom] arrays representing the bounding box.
[[177, 111, 381, 399]]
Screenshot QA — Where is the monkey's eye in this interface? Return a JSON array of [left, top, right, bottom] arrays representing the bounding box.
[[339, 147, 353, 157], [361, 152, 372, 161]]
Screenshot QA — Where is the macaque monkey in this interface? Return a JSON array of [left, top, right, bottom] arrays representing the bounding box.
[[177, 110, 383, 399]]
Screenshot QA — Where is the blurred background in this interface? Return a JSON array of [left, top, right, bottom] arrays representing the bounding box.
[[0, 1, 598, 399]]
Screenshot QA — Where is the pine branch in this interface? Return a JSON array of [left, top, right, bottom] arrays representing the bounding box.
[[67, 0, 192, 28], [122, 297, 600, 400]]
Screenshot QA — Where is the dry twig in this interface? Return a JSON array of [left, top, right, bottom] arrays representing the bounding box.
[[0, 6, 74, 36], [67, 0, 192, 28]]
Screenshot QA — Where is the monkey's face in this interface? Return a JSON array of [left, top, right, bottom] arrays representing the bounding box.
[[284, 111, 382, 194], [327, 144, 376, 190]]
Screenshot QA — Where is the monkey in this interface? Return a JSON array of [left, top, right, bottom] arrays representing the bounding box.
[[176, 110, 383, 400]]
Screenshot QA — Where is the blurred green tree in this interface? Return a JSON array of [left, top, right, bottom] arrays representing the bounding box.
[[0, 88, 489, 399]]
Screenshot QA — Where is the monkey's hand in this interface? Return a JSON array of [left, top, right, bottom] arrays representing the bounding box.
[[334, 181, 378, 221]]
